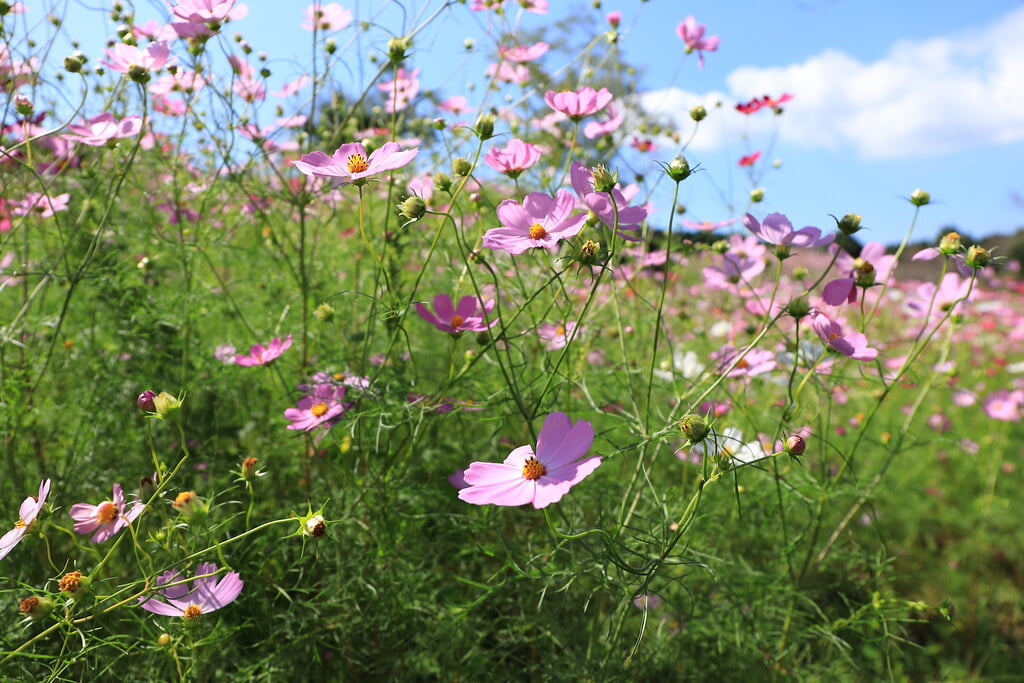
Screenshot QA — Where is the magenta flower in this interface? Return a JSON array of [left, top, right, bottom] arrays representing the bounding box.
[[0, 479, 50, 562], [676, 15, 719, 68], [483, 190, 586, 255], [294, 141, 418, 186], [138, 562, 243, 619], [235, 335, 293, 366], [570, 162, 647, 240], [302, 2, 353, 31], [498, 41, 549, 63], [743, 212, 834, 248], [982, 389, 1023, 421], [63, 113, 143, 147], [810, 311, 878, 362], [101, 42, 174, 75], [284, 384, 350, 432], [69, 483, 144, 543], [483, 138, 542, 178], [458, 412, 601, 509], [415, 294, 497, 334], [544, 87, 613, 121], [822, 242, 897, 306]]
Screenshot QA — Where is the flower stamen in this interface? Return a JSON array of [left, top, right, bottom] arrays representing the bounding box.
[[521, 457, 547, 481], [346, 154, 370, 174], [528, 223, 547, 240], [310, 402, 329, 417]]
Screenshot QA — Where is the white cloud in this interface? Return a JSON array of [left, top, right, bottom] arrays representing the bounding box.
[[641, 6, 1024, 160]]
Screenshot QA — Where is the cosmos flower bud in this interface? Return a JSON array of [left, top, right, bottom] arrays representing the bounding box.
[[139, 476, 157, 500], [432, 117, 446, 130], [965, 245, 991, 269], [689, 105, 707, 122], [591, 165, 618, 193], [836, 213, 862, 236], [172, 491, 206, 520], [398, 195, 427, 221], [678, 414, 709, 444], [240, 457, 259, 480], [157, 633, 172, 647], [127, 64, 150, 84], [909, 189, 930, 206], [793, 266, 809, 279], [387, 36, 411, 63], [292, 502, 328, 539], [19, 596, 53, 620], [785, 434, 806, 456], [313, 302, 335, 321], [64, 53, 86, 73], [749, 188, 764, 203], [665, 156, 691, 182], [59, 571, 92, 601], [325, 39, 337, 55], [452, 157, 472, 177], [434, 172, 452, 193], [474, 113, 495, 141], [13, 94, 33, 116], [711, 240, 728, 255], [579, 239, 602, 266], [137, 389, 157, 412], [786, 296, 811, 320], [853, 258, 876, 287], [152, 391, 182, 418], [938, 232, 961, 255]]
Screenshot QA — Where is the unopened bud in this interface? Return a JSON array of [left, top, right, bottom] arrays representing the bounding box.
[[241, 457, 259, 480], [836, 213, 862, 236], [787, 296, 811, 320], [172, 491, 206, 520], [152, 391, 182, 418], [591, 165, 618, 193], [689, 105, 707, 122], [434, 172, 452, 193], [452, 157, 472, 176], [313, 302, 335, 321], [678, 414, 709, 444], [785, 434, 806, 456], [13, 94, 33, 116], [938, 232, 961, 255], [157, 633, 172, 647], [325, 39, 337, 55], [398, 195, 426, 221], [711, 240, 728, 255], [432, 117, 446, 130], [64, 53, 86, 72], [387, 36, 410, 63], [139, 476, 157, 500], [474, 113, 495, 141], [665, 156, 691, 182], [749, 187, 764, 203], [909, 188, 930, 206], [853, 258, 876, 287], [965, 245, 991, 269], [137, 389, 157, 412]]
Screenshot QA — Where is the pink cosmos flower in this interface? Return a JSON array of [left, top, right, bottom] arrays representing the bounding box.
[[69, 483, 144, 543], [235, 335, 293, 366], [458, 412, 600, 509], [606, 11, 621, 28], [487, 61, 531, 85], [544, 87, 613, 121], [483, 190, 586, 255], [822, 242, 897, 306], [63, 113, 143, 147], [701, 234, 767, 289], [742, 212, 833, 248], [302, 2, 353, 31], [711, 345, 777, 378], [284, 384, 350, 432], [736, 93, 794, 114], [294, 141, 418, 186], [982, 389, 1023, 421], [273, 74, 311, 98], [676, 16, 719, 68], [570, 162, 646, 240], [810, 310, 878, 362], [377, 68, 420, 113], [483, 138, 542, 178], [149, 70, 207, 96], [170, 0, 245, 23], [681, 217, 737, 232], [14, 193, 70, 218], [0, 479, 50, 561], [904, 273, 973, 320], [582, 104, 624, 139], [415, 294, 497, 334], [101, 42, 174, 74], [438, 96, 471, 115], [537, 321, 583, 351], [138, 562, 243, 618], [498, 41, 549, 63]]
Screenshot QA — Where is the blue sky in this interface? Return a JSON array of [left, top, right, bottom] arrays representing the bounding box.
[[15, 0, 1024, 245]]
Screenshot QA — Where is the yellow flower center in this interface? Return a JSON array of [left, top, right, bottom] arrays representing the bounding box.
[[450, 315, 465, 330], [310, 402, 329, 418], [14, 516, 27, 529], [555, 325, 566, 337], [96, 501, 119, 524], [183, 604, 202, 619], [346, 153, 370, 174], [528, 223, 547, 240], [521, 457, 547, 481], [736, 358, 749, 369], [173, 491, 196, 509]]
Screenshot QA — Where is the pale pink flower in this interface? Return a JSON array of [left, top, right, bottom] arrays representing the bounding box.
[[169, 0, 248, 34], [284, 384, 350, 432], [982, 389, 1023, 421], [101, 42, 174, 74], [487, 61, 531, 85], [701, 234, 767, 289], [13, 193, 69, 218], [63, 113, 143, 147], [483, 190, 586, 255], [483, 138, 542, 178], [582, 104, 623, 139], [69, 483, 144, 543], [235, 335, 293, 366], [0, 479, 50, 561], [544, 87, 613, 121], [416, 294, 497, 334], [711, 345, 777, 378], [272, 75, 311, 98], [138, 562, 243, 618], [302, 2, 353, 31], [810, 310, 878, 362], [537, 321, 583, 351], [681, 217, 737, 232], [570, 162, 646, 240], [377, 68, 420, 113], [438, 96, 471, 115], [458, 412, 600, 509], [676, 15, 719, 68], [498, 41, 548, 63], [742, 212, 833, 248], [149, 70, 207, 96], [294, 141, 418, 186], [904, 273, 973, 320]]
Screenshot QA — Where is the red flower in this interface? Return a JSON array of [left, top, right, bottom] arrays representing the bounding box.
[[738, 151, 761, 167]]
